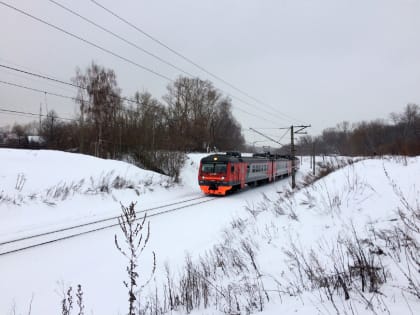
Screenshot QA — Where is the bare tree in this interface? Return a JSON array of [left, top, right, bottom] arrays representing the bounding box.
[[73, 62, 122, 157], [164, 76, 244, 151]]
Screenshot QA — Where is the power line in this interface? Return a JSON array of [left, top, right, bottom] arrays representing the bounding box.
[[0, 2, 281, 125], [0, 1, 173, 82], [46, 0, 196, 78], [0, 78, 142, 119], [0, 57, 77, 94], [0, 79, 79, 102], [89, 0, 304, 124], [0, 64, 81, 89], [0, 77, 280, 127], [39, 0, 285, 125], [0, 63, 280, 125], [0, 107, 76, 121], [33, 0, 288, 125], [0, 63, 138, 106]]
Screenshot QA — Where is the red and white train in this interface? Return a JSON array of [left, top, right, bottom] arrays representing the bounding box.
[[198, 152, 299, 195]]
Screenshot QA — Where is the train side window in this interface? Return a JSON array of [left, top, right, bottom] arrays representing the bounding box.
[[231, 166, 235, 173]]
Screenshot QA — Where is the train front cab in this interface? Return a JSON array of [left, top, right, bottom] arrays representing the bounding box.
[[198, 155, 244, 196], [198, 156, 231, 195]]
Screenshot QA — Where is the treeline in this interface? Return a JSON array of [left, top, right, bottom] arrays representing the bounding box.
[[5, 62, 420, 163], [296, 104, 420, 156], [29, 62, 246, 159]]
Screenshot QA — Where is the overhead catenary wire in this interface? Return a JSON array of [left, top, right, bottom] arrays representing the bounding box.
[[46, 0, 197, 79], [0, 107, 76, 122], [88, 0, 305, 124], [0, 109, 44, 120], [27, 0, 287, 125], [0, 58, 77, 94], [0, 1, 173, 82], [0, 77, 280, 128], [0, 64, 280, 125], [0, 3, 279, 126], [0, 79, 80, 103], [0, 1, 294, 126], [0, 64, 82, 90], [0, 63, 139, 107]]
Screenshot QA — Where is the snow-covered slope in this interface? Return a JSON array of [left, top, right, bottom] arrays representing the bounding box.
[[0, 149, 419, 314]]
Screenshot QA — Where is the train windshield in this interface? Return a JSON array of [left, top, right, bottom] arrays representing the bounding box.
[[201, 163, 227, 174]]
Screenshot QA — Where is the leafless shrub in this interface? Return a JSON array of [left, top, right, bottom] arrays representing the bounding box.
[[60, 285, 85, 315], [61, 286, 73, 315], [373, 169, 420, 299], [301, 157, 363, 188], [300, 189, 316, 208], [15, 173, 26, 192], [136, 230, 269, 315], [261, 222, 279, 245], [244, 203, 262, 219], [244, 193, 273, 218], [115, 202, 156, 315], [45, 180, 85, 201], [230, 217, 247, 234], [390, 155, 408, 166], [274, 192, 299, 221], [0, 191, 21, 205], [134, 151, 186, 183], [318, 181, 342, 216], [75, 285, 84, 315], [283, 226, 387, 313], [302, 161, 375, 219]]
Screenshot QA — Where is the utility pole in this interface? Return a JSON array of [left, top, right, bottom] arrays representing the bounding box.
[[249, 126, 310, 189], [291, 125, 295, 188], [50, 114, 55, 147], [312, 142, 316, 175], [39, 103, 42, 135], [79, 97, 85, 154], [290, 125, 311, 189]]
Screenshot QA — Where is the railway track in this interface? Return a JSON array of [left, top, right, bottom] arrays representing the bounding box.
[[0, 195, 216, 257]]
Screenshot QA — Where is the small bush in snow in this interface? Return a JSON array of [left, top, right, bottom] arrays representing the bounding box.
[[15, 173, 26, 192], [283, 227, 387, 312], [61, 285, 85, 315], [374, 168, 420, 299], [115, 202, 156, 315]]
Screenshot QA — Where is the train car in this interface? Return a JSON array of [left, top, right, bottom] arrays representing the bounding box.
[[198, 152, 297, 195]]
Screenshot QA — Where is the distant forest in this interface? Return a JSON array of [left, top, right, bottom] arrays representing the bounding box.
[[294, 103, 420, 157], [4, 62, 420, 163]]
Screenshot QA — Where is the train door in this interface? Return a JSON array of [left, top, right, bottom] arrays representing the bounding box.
[[240, 162, 246, 189], [268, 160, 273, 182], [230, 162, 239, 184]]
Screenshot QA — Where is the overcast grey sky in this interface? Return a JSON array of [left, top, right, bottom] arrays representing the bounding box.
[[1, 0, 420, 146]]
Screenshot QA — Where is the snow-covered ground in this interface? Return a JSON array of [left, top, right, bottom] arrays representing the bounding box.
[[0, 149, 419, 314]]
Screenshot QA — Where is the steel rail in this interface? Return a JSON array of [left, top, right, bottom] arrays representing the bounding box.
[[0, 196, 216, 256]]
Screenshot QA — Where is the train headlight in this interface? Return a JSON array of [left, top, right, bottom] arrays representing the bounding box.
[[202, 176, 205, 180], [221, 176, 225, 180]]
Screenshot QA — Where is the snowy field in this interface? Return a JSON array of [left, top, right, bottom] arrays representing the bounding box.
[[0, 149, 419, 315]]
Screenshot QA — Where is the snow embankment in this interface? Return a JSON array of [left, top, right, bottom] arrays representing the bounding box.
[[0, 149, 181, 241], [138, 156, 420, 315], [0, 150, 419, 315]]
